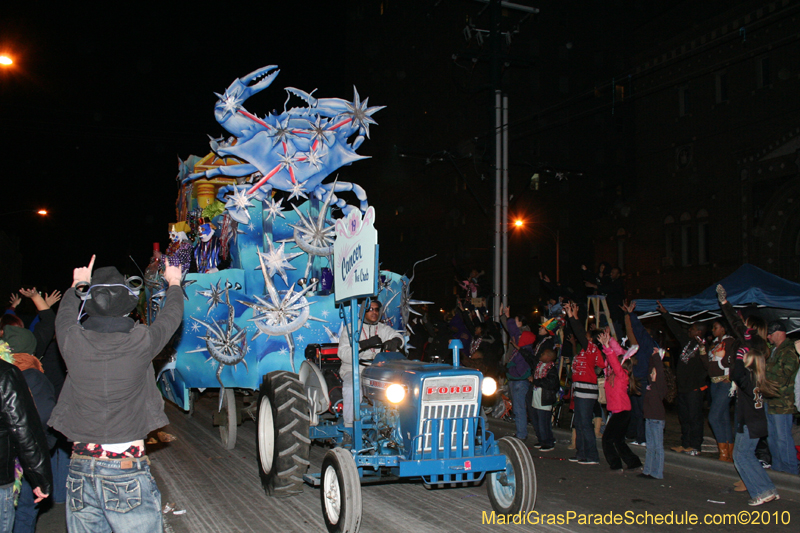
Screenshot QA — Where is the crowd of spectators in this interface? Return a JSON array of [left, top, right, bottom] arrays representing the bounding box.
[[428, 262, 799, 508]]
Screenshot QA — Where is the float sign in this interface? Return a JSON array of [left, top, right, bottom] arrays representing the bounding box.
[[334, 206, 378, 303]]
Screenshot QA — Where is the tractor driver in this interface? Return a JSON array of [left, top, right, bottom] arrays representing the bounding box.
[[338, 300, 404, 427]]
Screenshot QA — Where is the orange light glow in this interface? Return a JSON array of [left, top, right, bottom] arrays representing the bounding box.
[[0, 55, 12, 66], [514, 219, 524, 228], [37, 210, 48, 216]]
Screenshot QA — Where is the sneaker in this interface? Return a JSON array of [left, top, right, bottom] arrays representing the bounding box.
[[539, 445, 555, 452], [533, 442, 542, 449], [684, 448, 700, 456], [637, 473, 654, 479], [759, 460, 771, 469], [630, 441, 646, 448], [748, 493, 780, 506], [578, 459, 600, 465], [626, 463, 643, 470], [568, 456, 580, 462]]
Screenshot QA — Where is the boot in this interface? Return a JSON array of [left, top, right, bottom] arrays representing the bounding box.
[[717, 443, 731, 462], [733, 479, 747, 492], [670, 445, 686, 453], [568, 428, 576, 450], [726, 442, 735, 463], [593, 417, 602, 438]]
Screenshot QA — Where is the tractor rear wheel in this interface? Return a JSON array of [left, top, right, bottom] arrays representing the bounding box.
[[256, 371, 311, 497], [320, 447, 362, 533], [486, 437, 536, 515]]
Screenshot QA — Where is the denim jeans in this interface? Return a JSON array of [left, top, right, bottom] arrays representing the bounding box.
[[12, 479, 39, 533], [602, 411, 642, 470], [508, 380, 530, 440], [574, 396, 599, 462], [643, 419, 665, 479], [733, 427, 778, 500], [66, 455, 162, 533], [1, 482, 15, 533], [765, 402, 799, 475], [708, 381, 733, 444], [627, 393, 646, 443], [531, 408, 554, 447]]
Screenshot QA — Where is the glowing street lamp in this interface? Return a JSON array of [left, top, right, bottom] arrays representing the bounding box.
[[37, 209, 48, 216], [0, 55, 12, 66]]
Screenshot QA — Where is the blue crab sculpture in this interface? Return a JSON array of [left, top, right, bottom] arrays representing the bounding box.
[[183, 65, 384, 218]]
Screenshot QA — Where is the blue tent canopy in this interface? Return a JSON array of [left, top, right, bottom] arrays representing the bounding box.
[[633, 264, 800, 313]]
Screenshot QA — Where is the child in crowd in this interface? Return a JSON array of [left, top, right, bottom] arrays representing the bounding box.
[[529, 348, 559, 451], [641, 347, 668, 479], [598, 330, 643, 472]]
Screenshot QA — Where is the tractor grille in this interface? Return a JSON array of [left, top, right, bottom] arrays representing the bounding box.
[[418, 376, 479, 454]]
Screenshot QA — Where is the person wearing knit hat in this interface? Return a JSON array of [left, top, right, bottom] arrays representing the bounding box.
[[50, 255, 184, 532]]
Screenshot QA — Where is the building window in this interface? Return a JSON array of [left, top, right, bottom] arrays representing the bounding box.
[[680, 212, 691, 266], [664, 215, 675, 267], [697, 209, 709, 265], [715, 71, 728, 103], [678, 85, 689, 117], [757, 56, 770, 89]]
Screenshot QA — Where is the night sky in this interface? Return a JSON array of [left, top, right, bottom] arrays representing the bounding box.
[[1, 2, 359, 292]]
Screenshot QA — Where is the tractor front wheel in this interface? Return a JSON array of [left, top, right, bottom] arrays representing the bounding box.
[[256, 371, 311, 497], [320, 447, 362, 533], [486, 437, 537, 515]]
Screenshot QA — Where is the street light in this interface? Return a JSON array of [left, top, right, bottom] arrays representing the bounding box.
[[513, 218, 560, 284], [0, 55, 12, 66], [0, 209, 49, 218]]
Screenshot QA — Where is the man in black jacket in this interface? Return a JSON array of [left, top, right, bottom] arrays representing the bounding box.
[[657, 301, 708, 455], [0, 357, 52, 533]]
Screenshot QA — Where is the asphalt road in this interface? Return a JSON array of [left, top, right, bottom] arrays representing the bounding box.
[[35, 392, 798, 533]]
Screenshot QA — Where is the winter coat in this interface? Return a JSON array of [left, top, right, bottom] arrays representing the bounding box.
[[660, 310, 708, 393], [731, 349, 768, 438], [50, 286, 183, 444], [644, 353, 667, 420], [0, 359, 52, 493], [765, 338, 798, 414], [531, 361, 559, 406], [602, 338, 631, 413]]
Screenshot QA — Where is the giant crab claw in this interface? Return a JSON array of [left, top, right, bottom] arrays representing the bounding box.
[[214, 65, 280, 122]]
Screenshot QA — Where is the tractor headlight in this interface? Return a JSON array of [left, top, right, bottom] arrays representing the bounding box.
[[481, 377, 497, 396], [386, 384, 406, 403]]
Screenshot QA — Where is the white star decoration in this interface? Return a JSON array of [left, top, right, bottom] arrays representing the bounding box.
[[224, 187, 255, 225], [257, 237, 303, 286], [342, 87, 384, 138], [287, 180, 308, 202], [262, 197, 286, 222]]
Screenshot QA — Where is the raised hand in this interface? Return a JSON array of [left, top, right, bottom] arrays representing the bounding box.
[[44, 290, 62, 307], [164, 264, 182, 286], [716, 284, 727, 304], [19, 287, 38, 299], [656, 300, 667, 314], [620, 300, 636, 314], [598, 330, 611, 347], [9, 293, 21, 308], [73, 255, 96, 287]]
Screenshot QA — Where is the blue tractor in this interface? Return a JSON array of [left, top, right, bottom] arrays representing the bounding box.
[[254, 329, 537, 533]]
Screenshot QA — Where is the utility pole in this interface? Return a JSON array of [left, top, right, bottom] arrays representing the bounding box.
[[464, 1, 538, 322]]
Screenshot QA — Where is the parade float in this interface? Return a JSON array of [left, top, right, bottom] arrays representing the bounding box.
[[147, 65, 535, 533]]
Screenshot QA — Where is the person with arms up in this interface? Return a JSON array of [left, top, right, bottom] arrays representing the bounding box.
[[49, 255, 184, 532]]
